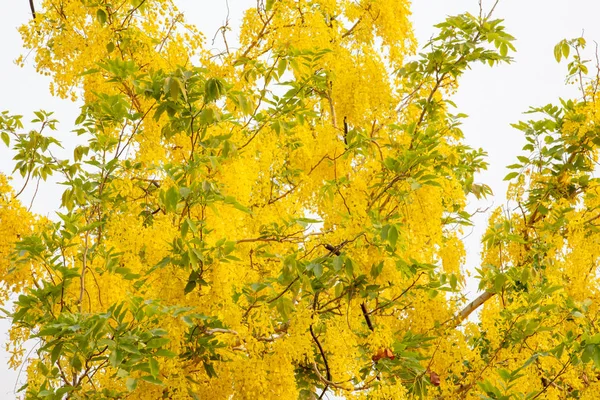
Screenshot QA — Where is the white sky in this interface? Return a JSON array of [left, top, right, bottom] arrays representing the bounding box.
[[0, 0, 598, 397]]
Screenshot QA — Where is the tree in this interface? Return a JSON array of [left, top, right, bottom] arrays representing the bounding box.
[[1, 0, 600, 399]]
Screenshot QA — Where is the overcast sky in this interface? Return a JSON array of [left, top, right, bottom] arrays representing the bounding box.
[[0, 0, 598, 396]]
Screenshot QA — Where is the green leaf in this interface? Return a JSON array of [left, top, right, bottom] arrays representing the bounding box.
[[96, 9, 107, 25], [146, 337, 170, 349], [155, 349, 177, 357], [494, 274, 507, 293], [277, 58, 287, 78], [71, 354, 83, 372], [186, 218, 198, 234], [204, 362, 218, 378], [170, 78, 183, 101], [388, 225, 398, 248], [345, 258, 354, 278], [51, 343, 63, 364], [126, 378, 138, 392], [141, 375, 163, 385], [503, 171, 519, 181], [313, 263, 323, 278], [500, 42, 508, 57], [333, 256, 343, 272], [554, 42, 563, 62], [562, 42, 570, 59], [1, 131, 9, 146], [370, 261, 383, 278], [165, 186, 179, 213], [205, 78, 225, 102], [56, 386, 75, 396], [184, 280, 197, 294], [149, 357, 159, 378]]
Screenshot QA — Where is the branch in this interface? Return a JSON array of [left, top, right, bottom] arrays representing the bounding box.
[[360, 302, 374, 331], [308, 292, 332, 399], [369, 272, 423, 315], [78, 232, 90, 313], [28, 0, 36, 20], [205, 328, 239, 335], [454, 291, 494, 327]]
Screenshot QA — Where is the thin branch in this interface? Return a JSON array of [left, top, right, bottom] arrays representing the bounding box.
[[27, 177, 41, 212], [341, 16, 363, 39], [78, 232, 90, 313], [360, 302, 374, 331], [310, 292, 330, 399], [369, 272, 424, 315], [531, 358, 572, 400], [28, 0, 36, 20]]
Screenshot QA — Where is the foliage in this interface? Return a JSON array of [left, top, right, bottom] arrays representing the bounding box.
[[2, 0, 600, 399]]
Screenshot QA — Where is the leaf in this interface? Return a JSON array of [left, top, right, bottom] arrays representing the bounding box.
[[333, 256, 343, 272], [146, 337, 170, 349], [345, 258, 354, 278], [372, 348, 395, 362], [165, 186, 179, 213], [71, 354, 82, 372], [170, 77, 183, 101], [126, 378, 138, 392], [184, 280, 197, 294], [388, 225, 398, 248], [562, 41, 570, 59], [204, 362, 218, 378], [56, 386, 75, 396], [504, 171, 519, 181], [429, 370, 441, 386], [500, 42, 508, 57], [141, 375, 163, 385], [205, 78, 225, 102], [277, 58, 287, 78], [51, 343, 63, 364], [370, 261, 383, 278], [149, 357, 159, 378], [313, 263, 323, 278], [96, 9, 107, 25], [554, 42, 562, 62], [1, 131, 9, 146], [494, 274, 507, 293]]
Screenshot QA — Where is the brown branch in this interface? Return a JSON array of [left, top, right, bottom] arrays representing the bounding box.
[[310, 292, 330, 399], [531, 359, 572, 400], [369, 272, 424, 315], [28, 0, 36, 20], [360, 302, 374, 331], [240, 12, 275, 59], [341, 16, 363, 39], [267, 276, 299, 304], [78, 232, 90, 313], [310, 326, 331, 398]]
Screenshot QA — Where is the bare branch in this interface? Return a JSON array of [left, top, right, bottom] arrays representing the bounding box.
[[454, 291, 494, 327], [28, 0, 36, 20]]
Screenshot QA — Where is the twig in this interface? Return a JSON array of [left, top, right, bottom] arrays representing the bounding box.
[[369, 272, 424, 315], [78, 232, 90, 312], [28, 0, 36, 19], [27, 177, 41, 212], [360, 302, 374, 331], [310, 292, 330, 399]]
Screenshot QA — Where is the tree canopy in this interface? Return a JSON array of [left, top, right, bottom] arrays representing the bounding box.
[[2, 1, 600, 399]]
